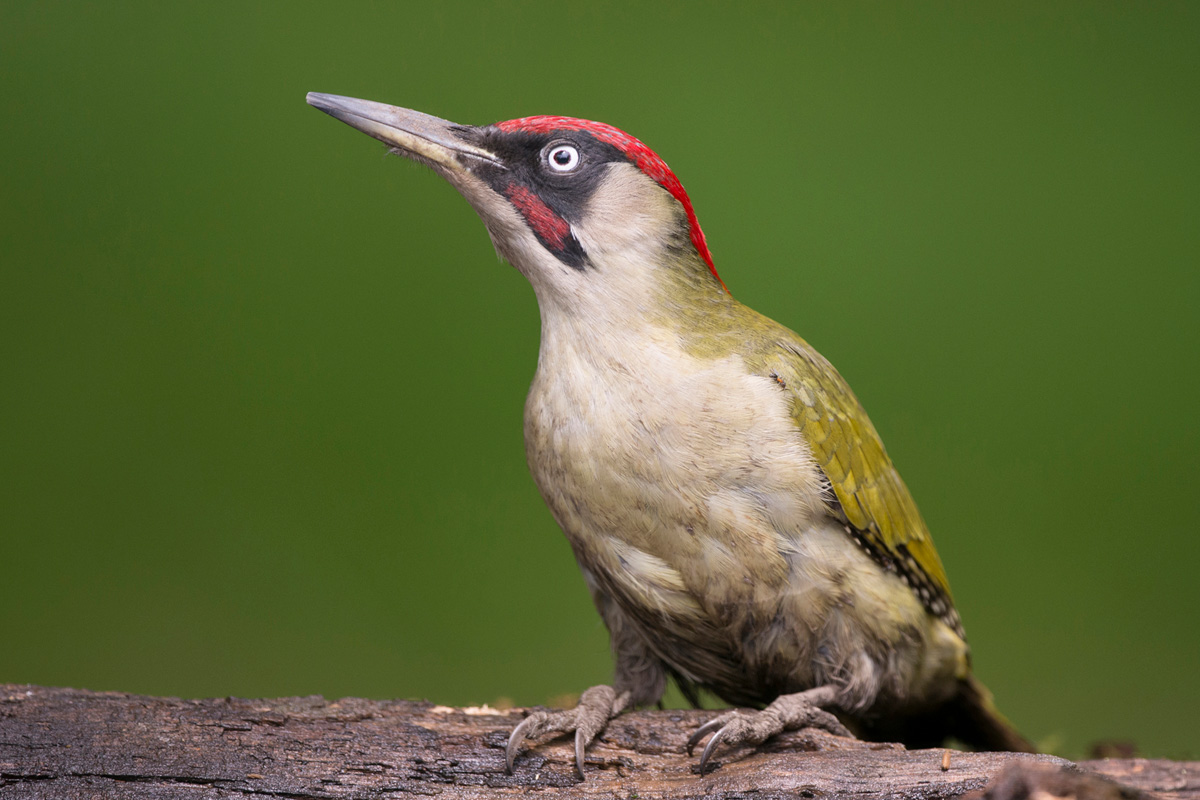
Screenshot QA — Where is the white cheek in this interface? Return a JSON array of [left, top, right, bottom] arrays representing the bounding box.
[[571, 163, 677, 262]]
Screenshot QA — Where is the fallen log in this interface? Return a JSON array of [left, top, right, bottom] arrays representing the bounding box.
[[0, 685, 1193, 799]]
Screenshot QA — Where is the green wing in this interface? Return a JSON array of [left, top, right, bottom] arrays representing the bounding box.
[[754, 333, 962, 635]]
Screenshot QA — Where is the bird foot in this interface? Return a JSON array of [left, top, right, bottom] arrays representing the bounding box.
[[506, 685, 630, 776], [686, 686, 852, 774]]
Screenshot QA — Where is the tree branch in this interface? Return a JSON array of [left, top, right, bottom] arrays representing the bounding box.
[[0, 684, 1193, 799]]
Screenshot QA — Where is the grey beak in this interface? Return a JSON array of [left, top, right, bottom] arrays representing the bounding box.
[[306, 93, 500, 171]]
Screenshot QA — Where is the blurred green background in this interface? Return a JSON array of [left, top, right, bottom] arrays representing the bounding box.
[[2, 2, 1197, 760]]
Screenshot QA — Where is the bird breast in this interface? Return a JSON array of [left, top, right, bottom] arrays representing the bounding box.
[[525, 324, 822, 580], [523, 324, 828, 671]]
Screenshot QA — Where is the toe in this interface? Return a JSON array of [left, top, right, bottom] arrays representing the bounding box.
[[805, 707, 852, 738], [690, 710, 784, 774], [504, 686, 628, 776]]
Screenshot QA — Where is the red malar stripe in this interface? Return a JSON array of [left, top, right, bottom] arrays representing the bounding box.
[[504, 183, 570, 250]]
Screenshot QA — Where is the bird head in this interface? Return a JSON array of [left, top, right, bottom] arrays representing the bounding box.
[[307, 94, 728, 320]]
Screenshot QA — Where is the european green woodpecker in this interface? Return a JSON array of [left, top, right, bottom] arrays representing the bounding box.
[[306, 93, 1033, 774]]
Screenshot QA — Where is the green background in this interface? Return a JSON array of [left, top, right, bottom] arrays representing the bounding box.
[[2, 2, 1197, 760]]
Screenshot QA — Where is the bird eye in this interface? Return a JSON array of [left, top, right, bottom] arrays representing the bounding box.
[[546, 143, 580, 173]]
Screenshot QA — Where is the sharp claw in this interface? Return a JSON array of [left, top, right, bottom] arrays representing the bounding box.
[[506, 715, 537, 774], [504, 688, 624, 777], [574, 727, 587, 776], [810, 708, 852, 738], [686, 717, 725, 756], [698, 724, 729, 775]]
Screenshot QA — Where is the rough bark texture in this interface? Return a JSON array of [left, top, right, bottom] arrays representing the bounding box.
[[0, 684, 1194, 799]]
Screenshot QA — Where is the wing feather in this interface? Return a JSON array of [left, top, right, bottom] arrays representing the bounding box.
[[753, 335, 963, 636]]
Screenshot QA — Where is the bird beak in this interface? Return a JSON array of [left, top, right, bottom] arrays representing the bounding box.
[[306, 93, 500, 173]]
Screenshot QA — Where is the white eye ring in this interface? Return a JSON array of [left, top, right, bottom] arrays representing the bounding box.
[[546, 143, 580, 173]]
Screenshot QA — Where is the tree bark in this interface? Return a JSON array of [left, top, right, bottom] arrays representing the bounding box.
[[0, 684, 1193, 799]]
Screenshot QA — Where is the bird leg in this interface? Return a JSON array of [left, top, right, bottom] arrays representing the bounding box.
[[506, 684, 631, 776], [686, 685, 852, 774]]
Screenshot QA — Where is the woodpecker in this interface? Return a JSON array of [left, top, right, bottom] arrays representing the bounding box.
[[306, 93, 1034, 775]]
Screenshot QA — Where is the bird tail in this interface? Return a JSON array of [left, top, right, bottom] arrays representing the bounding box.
[[950, 674, 1036, 753]]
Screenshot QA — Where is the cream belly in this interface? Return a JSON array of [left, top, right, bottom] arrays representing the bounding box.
[[524, 325, 966, 712]]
